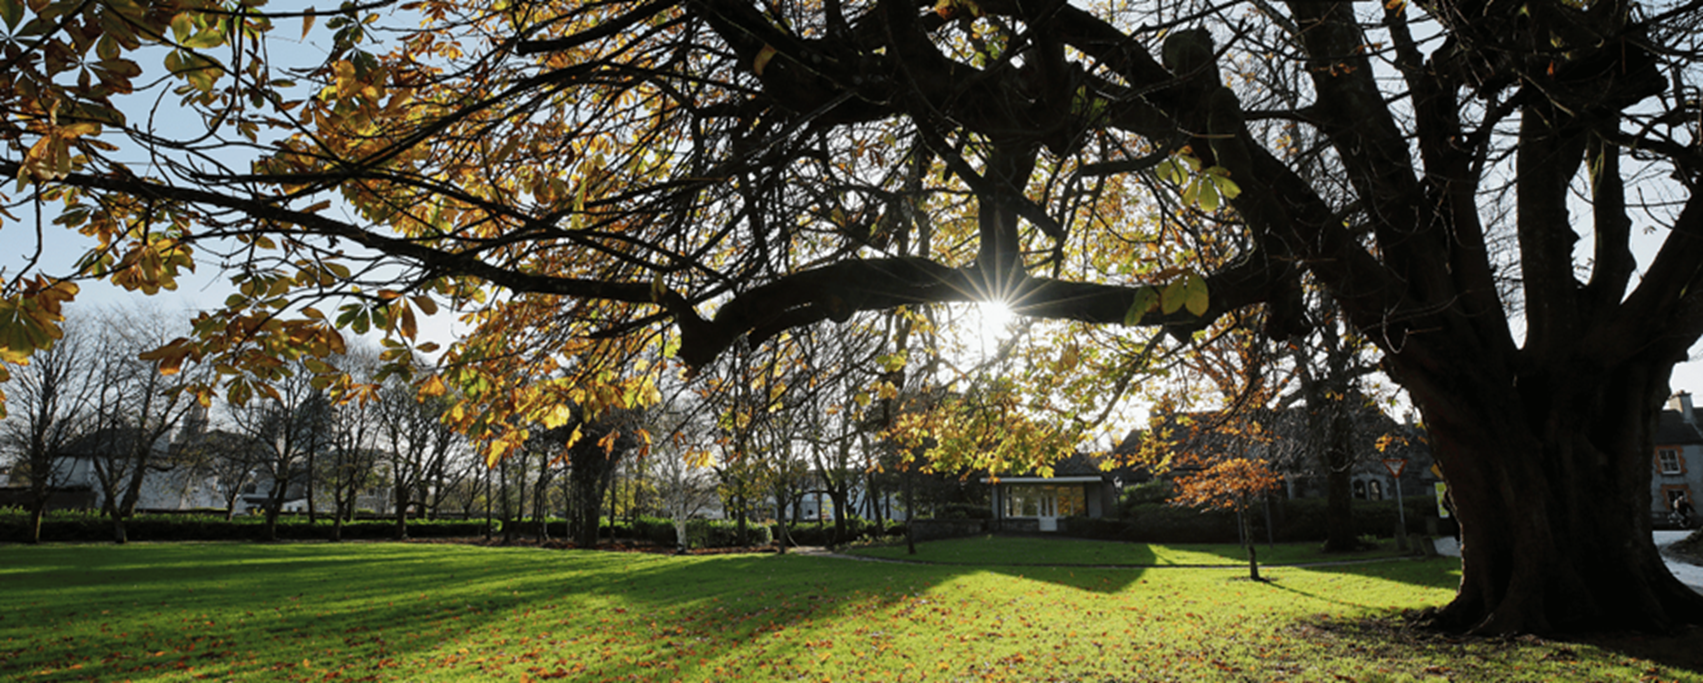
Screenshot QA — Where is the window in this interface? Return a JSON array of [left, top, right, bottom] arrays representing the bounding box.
[[1005, 486, 1041, 518], [1658, 449, 1684, 475], [1054, 485, 1086, 518], [1003, 485, 1086, 518], [1665, 488, 1692, 509]]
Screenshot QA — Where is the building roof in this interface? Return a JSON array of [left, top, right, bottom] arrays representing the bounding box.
[[1656, 409, 1703, 445]]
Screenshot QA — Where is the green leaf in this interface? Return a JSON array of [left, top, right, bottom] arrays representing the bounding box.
[[96, 34, 119, 60], [181, 25, 227, 49], [0, 0, 22, 31], [1154, 159, 1182, 185], [170, 11, 196, 42], [1198, 180, 1219, 211], [1181, 273, 1209, 316], [1124, 288, 1158, 326], [1213, 174, 1242, 200], [1160, 279, 1186, 315], [877, 351, 908, 372]]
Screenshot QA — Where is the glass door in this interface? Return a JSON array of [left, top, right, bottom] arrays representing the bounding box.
[[1037, 488, 1059, 532]]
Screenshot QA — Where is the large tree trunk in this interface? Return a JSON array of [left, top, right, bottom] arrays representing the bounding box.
[[1409, 359, 1703, 634]]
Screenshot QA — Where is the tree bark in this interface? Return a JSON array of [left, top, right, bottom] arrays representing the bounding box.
[[1322, 403, 1357, 552], [1406, 357, 1703, 633], [394, 482, 410, 540], [27, 499, 47, 544]]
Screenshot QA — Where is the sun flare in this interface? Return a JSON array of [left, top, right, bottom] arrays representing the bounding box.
[[972, 300, 1014, 351]]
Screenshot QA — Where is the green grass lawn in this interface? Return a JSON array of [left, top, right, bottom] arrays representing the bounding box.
[[1, 539, 1697, 682], [845, 534, 1410, 566]]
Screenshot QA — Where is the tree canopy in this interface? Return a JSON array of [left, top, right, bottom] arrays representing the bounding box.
[[6, 0, 1703, 634]]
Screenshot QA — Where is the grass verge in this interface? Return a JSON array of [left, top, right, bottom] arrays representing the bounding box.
[[0, 541, 1697, 682]]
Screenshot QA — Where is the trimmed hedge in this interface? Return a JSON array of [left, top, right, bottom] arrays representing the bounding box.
[[504, 516, 782, 548], [769, 517, 887, 546], [932, 503, 993, 520], [1063, 497, 1441, 545], [0, 509, 489, 543], [622, 516, 774, 548]]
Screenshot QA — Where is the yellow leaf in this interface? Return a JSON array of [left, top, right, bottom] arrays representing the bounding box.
[[398, 302, 418, 339], [419, 374, 448, 398], [541, 403, 575, 429]]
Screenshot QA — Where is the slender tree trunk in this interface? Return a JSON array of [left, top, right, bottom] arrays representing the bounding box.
[[28, 498, 47, 544], [500, 460, 513, 543], [831, 488, 849, 546], [1408, 358, 1703, 633], [602, 465, 617, 543], [109, 505, 128, 545], [536, 455, 552, 543], [332, 499, 344, 542], [775, 490, 790, 555], [1240, 500, 1261, 581], [394, 481, 409, 540], [904, 463, 917, 555], [735, 491, 749, 547], [263, 501, 281, 542], [306, 450, 317, 525]]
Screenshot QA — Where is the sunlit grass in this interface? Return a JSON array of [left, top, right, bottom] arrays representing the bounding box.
[[846, 534, 1409, 566], [0, 542, 1694, 682]]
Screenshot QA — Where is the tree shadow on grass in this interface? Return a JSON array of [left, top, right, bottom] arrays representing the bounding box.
[[1290, 615, 1703, 679], [1563, 627, 1703, 675], [0, 543, 975, 682], [12, 542, 1683, 683]]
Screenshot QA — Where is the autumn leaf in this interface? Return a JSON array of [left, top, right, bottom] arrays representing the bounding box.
[[753, 45, 778, 76]]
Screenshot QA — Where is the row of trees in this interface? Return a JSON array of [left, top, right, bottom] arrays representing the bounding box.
[[0, 307, 473, 543], [2, 307, 993, 549], [2, 308, 202, 543]]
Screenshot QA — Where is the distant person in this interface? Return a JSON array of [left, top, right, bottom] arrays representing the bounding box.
[[1675, 495, 1696, 529]]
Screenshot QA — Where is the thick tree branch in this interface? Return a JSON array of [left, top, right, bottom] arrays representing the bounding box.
[[666, 255, 1284, 368]]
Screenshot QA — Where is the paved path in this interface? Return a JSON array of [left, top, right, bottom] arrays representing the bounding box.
[[1654, 530, 1703, 594]]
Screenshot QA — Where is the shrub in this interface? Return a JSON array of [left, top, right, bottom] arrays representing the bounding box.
[[631, 516, 772, 548], [771, 517, 887, 546], [931, 503, 992, 520], [1118, 480, 1171, 512]]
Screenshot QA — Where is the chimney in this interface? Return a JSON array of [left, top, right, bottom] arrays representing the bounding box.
[[1670, 391, 1696, 425]]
